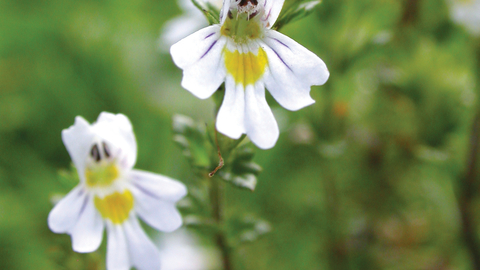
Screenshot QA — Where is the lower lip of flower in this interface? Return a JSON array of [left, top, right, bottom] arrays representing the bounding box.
[[224, 47, 268, 86], [94, 190, 134, 224]]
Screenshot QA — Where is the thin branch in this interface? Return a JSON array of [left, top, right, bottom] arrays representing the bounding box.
[[209, 128, 224, 177]]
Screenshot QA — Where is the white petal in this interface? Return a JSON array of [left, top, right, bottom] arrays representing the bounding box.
[[219, 0, 231, 24], [216, 76, 246, 139], [264, 0, 285, 28], [62, 116, 94, 183], [48, 186, 87, 233], [93, 112, 137, 170], [106, 223, 130, 270], [130, 170, 186, 232], [130, 170, 187, 202], [170, 26, 227, 99], [124, 218, 161, 270], [261, 31, 329, 111], [244, 82, 279, 149], [69, 196, 104, 253]]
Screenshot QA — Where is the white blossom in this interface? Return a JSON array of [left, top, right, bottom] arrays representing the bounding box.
[[48, 112, 187, 270], [171, 0, 329, 149]]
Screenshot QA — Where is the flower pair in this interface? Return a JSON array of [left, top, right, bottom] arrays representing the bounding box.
[[50, 1, 330, 269], [170, 0, 330, 149], [48, 113, 187, 270]]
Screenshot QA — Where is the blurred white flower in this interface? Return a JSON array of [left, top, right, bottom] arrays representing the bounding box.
[[160, 0, 224, 50], [170, 0, 329, 149], [48, 112, 187, 270], [157, 229, 221, 270], [448, 0, 480, 36]]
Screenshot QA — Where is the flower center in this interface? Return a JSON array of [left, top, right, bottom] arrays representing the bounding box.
[[221, 12, 263, 43], [85, 163, 120, 187], [224, 47, 268, 86], [94, 190, 134, 224]]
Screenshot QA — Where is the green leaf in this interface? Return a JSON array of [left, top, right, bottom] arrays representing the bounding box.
[[273, 0, 321, 30], [191, 0, 220, 25], [218, 143, 262, 191], [172, 114, 212, 172]]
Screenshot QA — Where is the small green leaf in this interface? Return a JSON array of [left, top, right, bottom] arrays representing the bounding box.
[[273, 0, 321, 30], [172, 114, 212, 172], [191, 0, 220, 25], [218, 143, 262, 191]]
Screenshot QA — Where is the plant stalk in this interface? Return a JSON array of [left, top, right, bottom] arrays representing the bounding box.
[[210, 176, 233, 270]]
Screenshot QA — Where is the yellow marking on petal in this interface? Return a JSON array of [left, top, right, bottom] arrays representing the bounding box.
[[224, 47, 268, 86], [85, 164, 119, 187], [94, 190, 134, 224]]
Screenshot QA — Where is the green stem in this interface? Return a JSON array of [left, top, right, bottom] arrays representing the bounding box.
[[210, 176, 233, 270]]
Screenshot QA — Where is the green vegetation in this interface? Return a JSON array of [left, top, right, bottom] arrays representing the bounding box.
[[0, 0, 479, 269]]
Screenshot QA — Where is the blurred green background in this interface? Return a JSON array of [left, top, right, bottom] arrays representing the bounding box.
[[1, 0, 479, 269]]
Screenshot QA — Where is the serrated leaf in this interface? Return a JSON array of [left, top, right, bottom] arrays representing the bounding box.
[[221, 173, 258, 191], [218, 143, 262, 191]]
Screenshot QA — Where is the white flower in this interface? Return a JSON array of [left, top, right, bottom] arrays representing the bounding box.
[[170, 0, 329, 149], [48, 112, 187, 270], [160, 0, 224, 50], [447, 0, 480, 36]]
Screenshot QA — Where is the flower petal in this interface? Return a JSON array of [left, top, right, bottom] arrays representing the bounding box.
[[220, 0, 231, 24], [261, 31, 329, 111], [244, 82, 279, 149], [264, 0, 285, 28], [130, 170, 187, 202], [216, 76, 246, 139], [124, 218, 161, 270], [69, 196, 104, 253], [170, 26, 227, 99], [93, 112, 137, 170], [48, 186, 86, 233], [130, 170, 186, 232], [106, 223, 130, 270], [62, 116, 94, 183]]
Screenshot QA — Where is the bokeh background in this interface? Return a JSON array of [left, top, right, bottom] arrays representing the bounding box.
[[1, 0, 480, 269]]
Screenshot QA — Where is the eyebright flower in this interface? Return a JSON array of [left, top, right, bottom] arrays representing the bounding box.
[[48, 112, 187, 270], [170, 0, 329, 149], [160, 0, 224, 50]]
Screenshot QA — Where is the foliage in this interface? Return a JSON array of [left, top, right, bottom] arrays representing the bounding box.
[[0, 0, 479, 269]]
